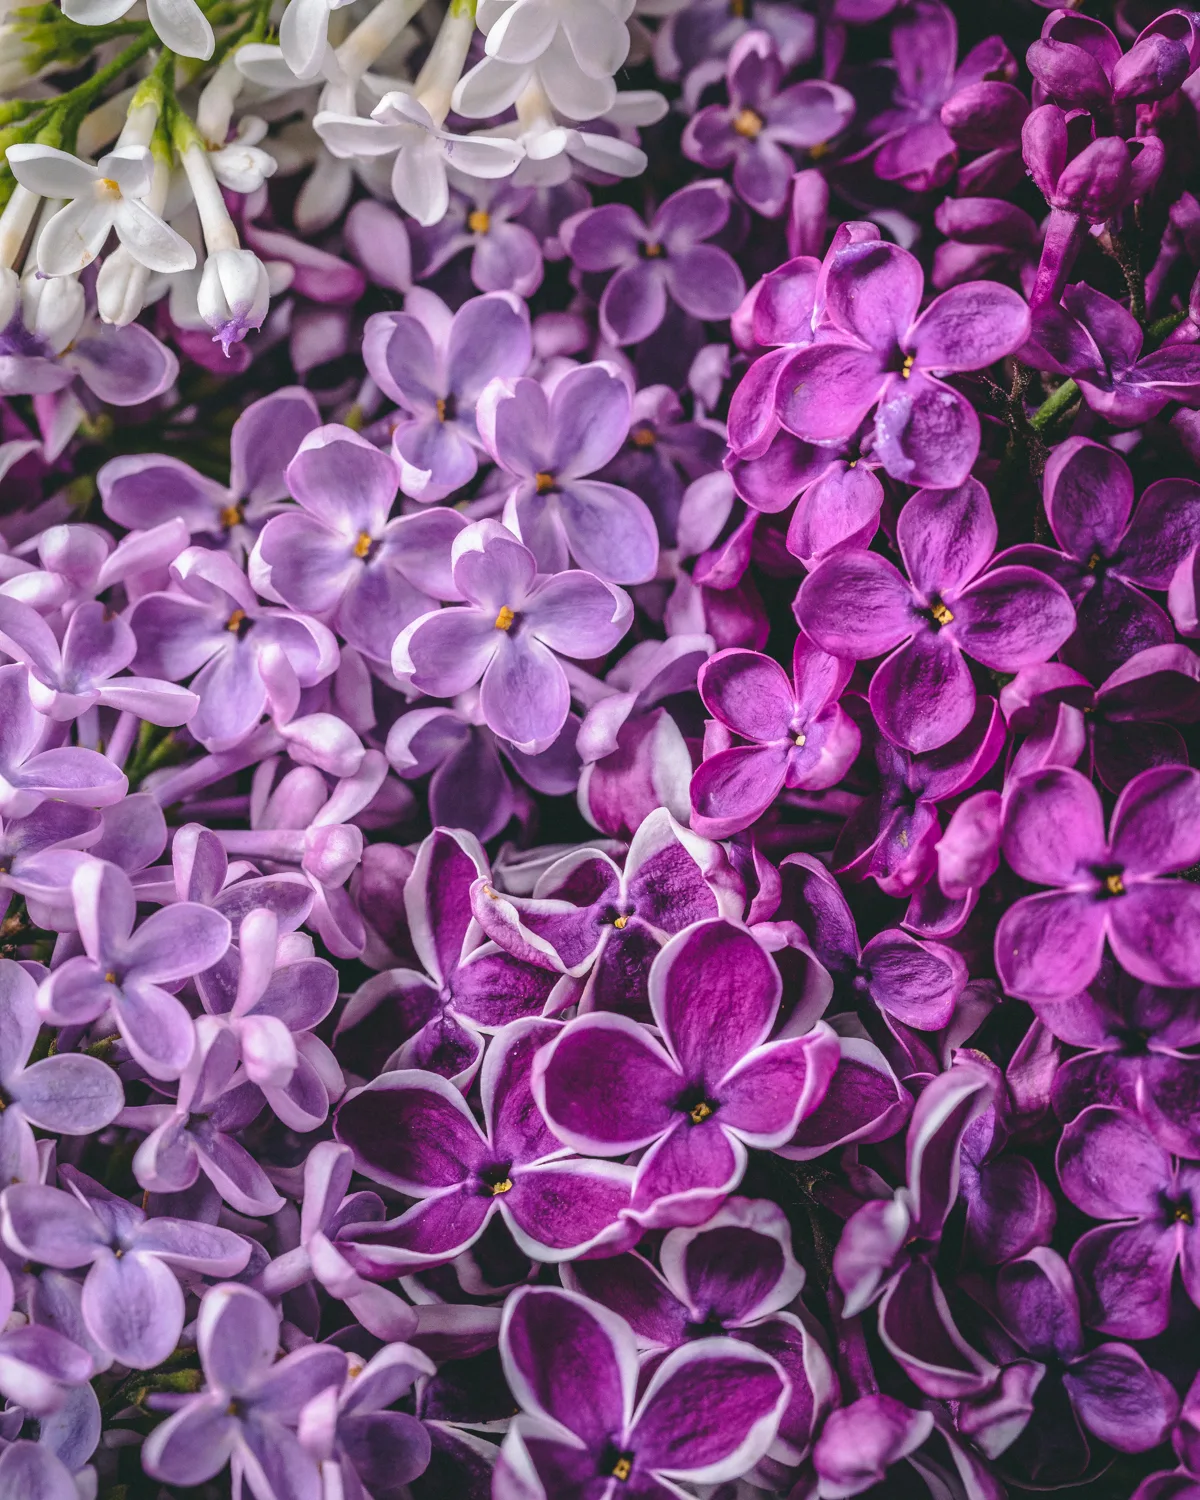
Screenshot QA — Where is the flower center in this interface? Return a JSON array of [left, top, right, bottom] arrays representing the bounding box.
[[489, 1177, 513, 1196], [733, 108, 764, 138], [494, 606, 515, 631], [220, 504, 243, 529], [535, 471, 555, 494], [900, 354, 915, 379], [1087, 551, 1102, 570], [690, 1101, 714, 1124], [1177, 1201, 1194, 1225], [930, 601, 954, 627], [630, 424, 657, 449], [613, 914, 628, 929], [104, 971, 117, 984], [1104, 872, 1125, 897], [468, 209, 490, 234], [99, 177, 121, 197], [641, 241, 663, 258], [611, 1453, 634, 1482], [794, 732, 807, 747], [226, 608, 247, 633], [809, 139, 831, 160], [354, 531, 375, 560]]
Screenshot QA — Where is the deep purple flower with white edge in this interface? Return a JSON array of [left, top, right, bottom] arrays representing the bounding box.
[[97, 387, 321, 549], [469, 806, 743, 1017], [567, 1197, 836, 1466], [1005, 436, 1200, 680], [362, 289, 532, 504], [0, 960, 123, 1186], [0, 1169, 249, 1370], [37, 859, 230, 1081], [1057, 1105, 1200, 1339], [1024, 283, 1200, 426], [533, 919, 839, 1229], [334, 827, 570, 1088], [690, 633, 861, 837], [993, 1245, 1179, 1474], [561, 181, 745, 346], [122, 1022, 285, 1217], [775, 239, 1031, 487], [252, 424, 465, 664], [0, 666, 126, 819], [496, 1284, 790, 1499], [833, 1062, 1004, 1399], [335, 1017, 637, 1275], [476, 362, 660, 584], [141, 1283, 346, 1497], [996, 765, 1200, 1002], [798, 479, 1075, 753], [393, 520, 632, 755], [0, 594, 196, 730], [128, 546, 339, 753], [195, 907, 341, 1133], [682, 33, 855, 219], [774, 853, 968, 1032], [297, 1341, 435, 1498], [0, 1257, 92, 1416]]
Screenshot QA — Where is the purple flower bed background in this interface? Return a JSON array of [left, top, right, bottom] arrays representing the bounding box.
[[5, 0, 1200, 1495]]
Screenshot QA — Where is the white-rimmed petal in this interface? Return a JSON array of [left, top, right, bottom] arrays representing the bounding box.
[[391, 136, 447, 225], [98, 145, 155, 199], [5, 145, 98, 199], [36, 197, 116, 277], [112, 198, 198, 273], [146, 0, 214, 58]]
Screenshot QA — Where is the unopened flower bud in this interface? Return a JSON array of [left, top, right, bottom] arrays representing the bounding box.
[[197, 247, 270, 354], [96, 244, 150, 327], [20, 270, 84, 354]]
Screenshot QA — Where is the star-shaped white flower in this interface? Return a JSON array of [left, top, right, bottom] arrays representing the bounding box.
[[6, 144, 197, 278]]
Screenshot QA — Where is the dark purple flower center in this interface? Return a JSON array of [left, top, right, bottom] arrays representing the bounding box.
[[600, 1442, 636, 1482], [1165, 1191, 1194, 1226], [1095, 867, 1126, 898], [225, 609, 253, 640], [639, 241, 664, 259], [676, 1082, 718, 1125], [684, 1311, 727, 1338], [478, 1161, 515, 1197]]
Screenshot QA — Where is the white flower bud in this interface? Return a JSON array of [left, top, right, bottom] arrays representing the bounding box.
[[96, 244, 151, 327], [0, 266, 17, 332], [197, 247, 270, 354], [20, 270, 85, 353]]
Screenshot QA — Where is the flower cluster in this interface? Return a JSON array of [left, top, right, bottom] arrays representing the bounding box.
[[4, 0, 1200, 1498]]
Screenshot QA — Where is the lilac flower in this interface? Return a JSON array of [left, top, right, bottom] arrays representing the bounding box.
[[1024, 283, 1200, 424], [0, 667, 126, 819], [811, 1396, 934, 1500], [993, 1245, 1179, 1477], [141, 1283, 346, 1496], [410, 185, 544, 297], [655, 0, 816, 89], [333, 827, 568, 1087], [533, 918, 839, 1228], [1058, 1105, 1200, 1338], [0, 301, 178, 409], [1027, 6, 1198, 109], [37, 859, 230, 1081], [97, 388, 321, 547], [496, 1285, 790, 1497], [933, 197, 1041, 293], [393, 520, 632, 754], [469, 806, 743, 1017], [798, 480, 1075, 753], [0, 803, 102, 929], [362, 290, 532, 503], [775, 241, 1031, 487], [335, 1017, 636, 1274], [0, 961, 123, 1186], [567, 1197, 836, 1465], [253, 424, 464, 663], [0, 1260, 92, 1417], [601, 384, 725, 548], [561, 182, 746, 345], [128, 545, 339, 752], [996, 765, 1200, 1001], [690, 634, 861, 837], [0, 1170, 249, 1370], [682, 32, 855, 219], [122, 1023, 286, 1217]]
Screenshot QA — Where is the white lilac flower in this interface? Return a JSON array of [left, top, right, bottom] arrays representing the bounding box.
[[60, 0, 213, 60]]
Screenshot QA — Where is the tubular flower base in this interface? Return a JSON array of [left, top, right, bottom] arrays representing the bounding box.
[[6, 1, 1200, 1497]]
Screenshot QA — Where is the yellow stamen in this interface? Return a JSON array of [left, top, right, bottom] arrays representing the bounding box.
[[931, 602, 954, 627], [468, 209, 491, 234], [1087, 551, 1102, 570], [535, 472, 555, 494], [631, 425, 657, 449], [901, 354, 915, 379], [733, 108, 764, 138], [100, 177, 121, 195], [689, 1101, 713, 1124], [612, 1456, 634, 1482], [1105, 873, 1125, 896], [809, 140, 831, 160], [104, 971, 117, 984], [489, 1178, 513, 1196], [794, 733, 807, 747], [1177, 1203, 1194, 1224], [220, 504, 243, 529], [435, 397, 448, 421], [494, 606, 515, 631], [614, 915, 628, 929], [226, 609, 246, 633], [729, 0, 745, 15], [642, 241, 663, 258], [354, 531, 373, 559]]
